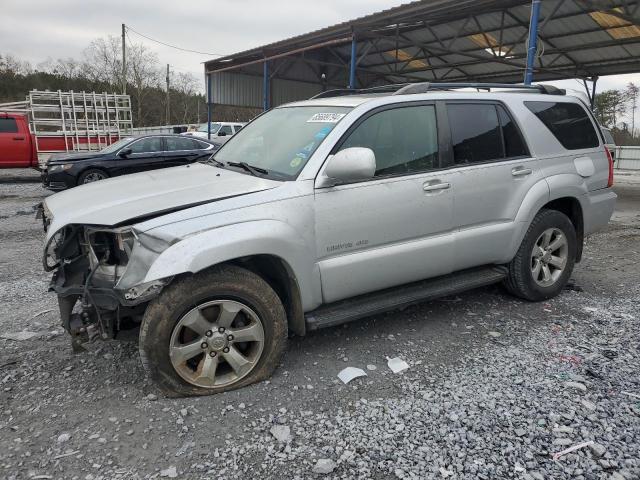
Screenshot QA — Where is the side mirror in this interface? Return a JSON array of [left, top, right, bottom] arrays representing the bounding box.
[[118, 148, 132, 158], [317, 147, 376, 188], [217, 131, 227, 137]]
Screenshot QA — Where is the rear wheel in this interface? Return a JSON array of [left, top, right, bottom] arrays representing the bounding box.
[[78, 169, 108, 185], [139, 265, 287, 397], [505, 209, 577, 301]]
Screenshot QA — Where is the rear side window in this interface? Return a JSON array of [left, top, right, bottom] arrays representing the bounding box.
[[448, 104, 502, 164], [0, 118, 18, 133], [525, 101, 599, 150], [166, 136, 198, 151], [339, 105, 439, 176]]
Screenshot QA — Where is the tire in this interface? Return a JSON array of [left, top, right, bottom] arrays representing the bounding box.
[[78, 169, 109, 185], [504, 209, 577, 302], [139, 265, 287, 397]]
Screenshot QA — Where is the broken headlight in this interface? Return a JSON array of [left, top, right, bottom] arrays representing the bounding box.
[[86, 228, 135, 267], [43, 229, 65, 270]]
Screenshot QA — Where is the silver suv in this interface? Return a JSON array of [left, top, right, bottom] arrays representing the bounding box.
[[40, 82, 617, 396]]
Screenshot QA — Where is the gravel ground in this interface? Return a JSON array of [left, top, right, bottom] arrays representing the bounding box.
[[0, 169, 638, 480]]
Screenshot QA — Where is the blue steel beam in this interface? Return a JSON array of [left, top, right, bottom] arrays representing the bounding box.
[[524, 0, 542, 85], [349, 35, 357, 89], [206, 73, 212, 140]]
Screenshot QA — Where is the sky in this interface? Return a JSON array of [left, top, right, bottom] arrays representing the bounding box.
[[1, 0, 639, 125]]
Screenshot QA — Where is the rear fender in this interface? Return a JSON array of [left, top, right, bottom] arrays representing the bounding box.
[[500, 178, 550, 262], [502, 174, 587, 262], [142, 220, 321, 310]]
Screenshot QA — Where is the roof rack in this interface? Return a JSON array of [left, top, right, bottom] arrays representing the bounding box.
[[310, 82, 565, 99]]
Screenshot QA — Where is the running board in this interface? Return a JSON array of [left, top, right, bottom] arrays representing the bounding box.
[[305, 266, 507, 331]]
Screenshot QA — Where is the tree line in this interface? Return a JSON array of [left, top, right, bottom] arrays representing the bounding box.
[[0, 36, 250, 128], [594, 83, 640, 146], [3, 39, 640, 135]]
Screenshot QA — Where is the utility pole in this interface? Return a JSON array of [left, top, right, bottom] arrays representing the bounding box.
[[165, 64, 170, 125], [121, 23, 126, 95]]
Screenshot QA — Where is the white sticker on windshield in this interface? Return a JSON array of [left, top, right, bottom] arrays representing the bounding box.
[[307, 113, 346, 123]]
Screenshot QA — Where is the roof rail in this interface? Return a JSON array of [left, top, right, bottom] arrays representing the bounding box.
[[310, 82, 565, 99], [310, 84, 410, 99]]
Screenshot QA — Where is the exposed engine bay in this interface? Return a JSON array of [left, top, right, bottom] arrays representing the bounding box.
[[41, 209, 171, 351]]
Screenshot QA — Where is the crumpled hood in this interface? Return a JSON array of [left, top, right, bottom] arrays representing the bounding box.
[[43, 163, 280, 239]]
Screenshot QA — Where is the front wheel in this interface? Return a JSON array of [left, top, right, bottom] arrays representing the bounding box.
[[78, 169, 108, 185], [505, 209, 577, 301], [139, 265, 287, 397]]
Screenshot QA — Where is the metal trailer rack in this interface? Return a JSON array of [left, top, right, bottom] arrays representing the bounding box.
[[0, 90, 132, 160]]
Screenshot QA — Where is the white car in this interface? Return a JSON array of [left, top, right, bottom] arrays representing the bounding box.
[[183, 122, 245, 144]]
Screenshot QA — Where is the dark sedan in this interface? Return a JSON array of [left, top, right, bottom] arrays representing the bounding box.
[[42, 135, 218, 190]]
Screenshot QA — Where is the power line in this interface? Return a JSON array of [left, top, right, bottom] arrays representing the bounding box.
[[125, 25, 228, 57]]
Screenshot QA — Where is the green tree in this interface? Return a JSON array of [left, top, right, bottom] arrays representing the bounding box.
[[594, 89, 627, 128], [625, 82, 639, 138]]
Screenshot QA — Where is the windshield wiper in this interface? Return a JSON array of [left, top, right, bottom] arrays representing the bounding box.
[[201, 156, 225, 168], [226, 161, 268, 176]]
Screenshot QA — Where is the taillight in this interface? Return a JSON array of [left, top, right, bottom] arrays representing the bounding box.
[[605, 147, 614, 187]]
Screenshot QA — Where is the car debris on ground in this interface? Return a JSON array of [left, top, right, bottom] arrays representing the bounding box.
[[337, 367, 368, 384], [386, 357, 410, 373]]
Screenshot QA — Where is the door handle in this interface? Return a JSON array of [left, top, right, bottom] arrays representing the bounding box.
[[423, 182, 451, 192], [512, 167, 532, 177], [12, 136, 25, 141]]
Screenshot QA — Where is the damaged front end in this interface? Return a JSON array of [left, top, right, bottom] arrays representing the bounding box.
[[43, 220, 172, 352]]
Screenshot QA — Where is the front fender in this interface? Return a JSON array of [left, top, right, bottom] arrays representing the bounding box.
[[142, 220, 321, 310]]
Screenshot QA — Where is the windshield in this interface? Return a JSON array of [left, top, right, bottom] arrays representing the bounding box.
[[100, 137, 133, 154], [198, 123, 221, 133], [214, 106, 351, 179]]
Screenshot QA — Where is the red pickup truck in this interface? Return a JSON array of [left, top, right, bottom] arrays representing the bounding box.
[[0, 113, 39, 169]]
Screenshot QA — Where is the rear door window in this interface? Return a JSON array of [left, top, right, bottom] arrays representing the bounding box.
[[525, 101, 599, 150], [219, 125, 233, 135], [128, 137, 163, 154], [0, 118, 18, 133], [497, 105, 528, 158], [448, 104, 502, 164]]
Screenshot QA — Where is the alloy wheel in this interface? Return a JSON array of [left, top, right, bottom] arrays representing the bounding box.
[[82, 172, 107, 183], [530, 227, 569, 287], [169, 300, 265, 388]]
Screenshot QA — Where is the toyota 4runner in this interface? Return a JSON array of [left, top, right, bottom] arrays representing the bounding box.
[[39, 82, 617, 396]]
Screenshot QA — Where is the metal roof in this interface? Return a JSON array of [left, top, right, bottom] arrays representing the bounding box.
[[204, 0, 640, 109]]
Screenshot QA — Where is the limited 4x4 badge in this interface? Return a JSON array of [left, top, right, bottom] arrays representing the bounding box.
[[326, 239, 368, 253]]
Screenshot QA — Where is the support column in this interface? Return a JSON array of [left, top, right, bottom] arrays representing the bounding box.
[[591, 76, 598, 109], [524, 0, 542, 85], [349, 35, 357, 89], [206, 73, 212, 140], [263, 60, 270, 111]]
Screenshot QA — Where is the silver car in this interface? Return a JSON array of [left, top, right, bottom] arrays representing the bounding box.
[[40, 83, 616, 396]]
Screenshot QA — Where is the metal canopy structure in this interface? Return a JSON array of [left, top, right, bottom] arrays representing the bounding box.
[[204, 0, 640, 118]]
